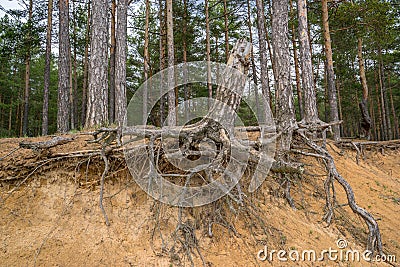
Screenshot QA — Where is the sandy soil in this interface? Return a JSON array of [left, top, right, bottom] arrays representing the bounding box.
[[0, 135, 399, 266]]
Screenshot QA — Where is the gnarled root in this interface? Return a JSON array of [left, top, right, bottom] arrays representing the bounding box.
[[296, 130, 383, 254]]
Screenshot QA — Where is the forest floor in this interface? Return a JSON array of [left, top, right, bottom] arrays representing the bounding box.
[[0, 133, 399, 266]]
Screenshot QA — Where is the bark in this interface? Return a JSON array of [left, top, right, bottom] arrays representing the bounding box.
[[246, 0, 260, 117], [223, 0, 229, 62], [205, 0, 212, 108], [114, 0, 129, 127], [255, 0, 271, 105], [357, 38, 371, 137], [378, 48, 392, 140], [388, 73, 399, 139], [272, 0, 296, 151], [378, 61, 388, 140], [81, 0, 91, 127], [182, 0, 189, 121], [297, 0, 318, 123], [23, 0, 33, 136], [322, 0, 340, 140], [166, 0, 176, 126], [159, 0, 166, 125], [58, 0, 71, 133], [143, 0, 150, 124], [374, 69, 383, 141], [42, 0, 53, 136], [290, 0, 303, 120], [86, 0, 109, 127], [72, 0, 78, 128], [109, 0, 116, 123]]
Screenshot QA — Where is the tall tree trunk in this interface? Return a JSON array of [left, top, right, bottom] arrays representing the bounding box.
[[42, 0, 53, 135], [86, 0, 109, 127], [8, 95, 13, 136], [205, 0, 212, 108], [378, 47, 392, 140], [388, 74, 399, 139], [378, 59, 388, 140], [159, 0, 166, 125], [143, 0, 150, 124], [23, 0, 33, 136], [69, 38, 75, 129], [182, 0, 189, 121], [81, 0, 91, 127], [272, 0, 296, 151], [297, 0, 318, 123], [109, 0, 116, 123], [246, 0, 260, 117], [166, 0, 176, 126], [72, 0, 78, 128], [374, 70, 383, 141], [114, 0, 128, 126], [357, 37, 371, 138], [223, 0, 229, 62], [255, 0, 271, 105], [322, 0, 340, 140], [290, 0, 303, 120], [58, 0, 71, 133]]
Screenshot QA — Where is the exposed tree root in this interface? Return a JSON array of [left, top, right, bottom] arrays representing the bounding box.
[[295, 130, 383, 254]]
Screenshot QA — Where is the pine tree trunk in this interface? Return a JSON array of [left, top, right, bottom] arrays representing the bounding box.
[[205, 0, 212, 108], [290, 0, 303, 120], [374, 68, 386, 141], [58, 0, 71, 133], [166, 0, 176, 126], [246, 0, 260, 117], [81, 0, 91, 127], [223, 0, 229, 62], [272, 0, 296, 151], [86, 0, 109, 127], [255, 0, 271, 105], [378, 48, 392, 140], [357, 38, 371, 138], [114, 0, 128, 127], [42, 0, 53, 136], [109, 0, 116, 123], [322, 0, 340, 140], [182, 0, 189, 121], [72, 1, 78, 128], [143, 0, 150, 125], [378, 59, 388, 140], [23, 0, 33, 136], [388, 74, 399, 139], [297, 0, 318, 123], [159, 0, 166, 125]]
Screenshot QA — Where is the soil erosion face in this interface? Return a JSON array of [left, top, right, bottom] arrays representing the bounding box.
[[0, 136, 399, 266]]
